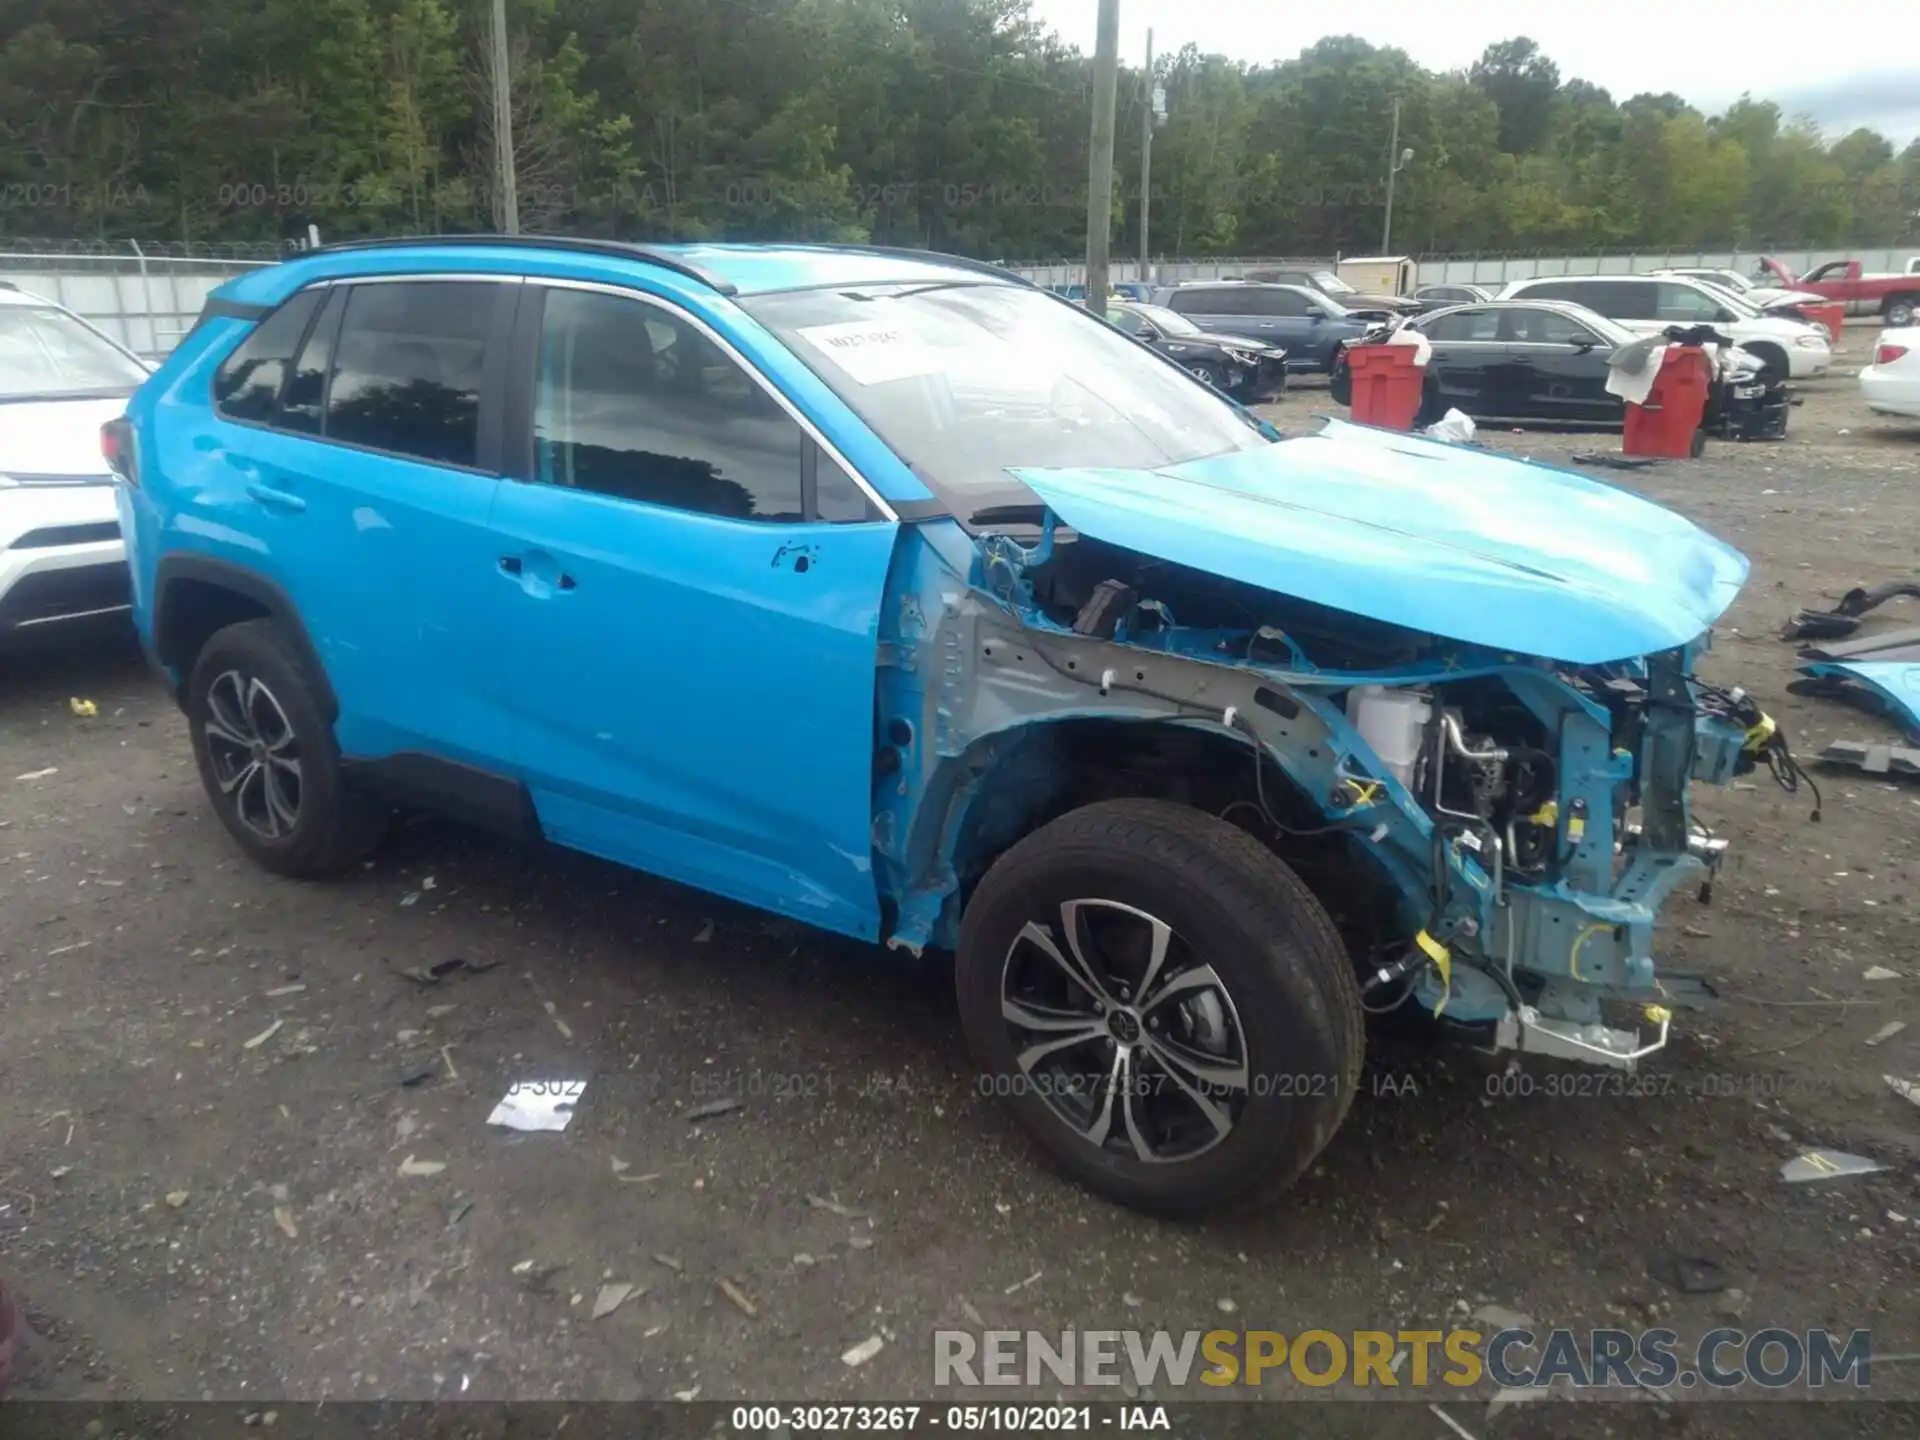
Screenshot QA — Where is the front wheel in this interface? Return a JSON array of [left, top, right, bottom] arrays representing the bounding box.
[[956, 799, 1363, 1214], [186, 619, 387, 877], [1185, 361, 1223, 389]]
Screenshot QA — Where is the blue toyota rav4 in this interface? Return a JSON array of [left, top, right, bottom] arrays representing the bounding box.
[[113, 237, 1779, 1213]]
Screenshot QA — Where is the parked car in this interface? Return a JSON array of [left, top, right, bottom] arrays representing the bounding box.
[[1049, 281, 1150, 302], [0, 283, 149, 645], [118, 236, 1768, 1213], [1103, 300, 1288, 401], [1756, 256, 1920, 327], [1239, 266, 1417, 320], [1860, 329, 1920, 418], [1496, 274, 1831, 381], [1148, 281, 1370, 371], [1327, 301, 1787, 439], [1409, 282, 1494, 308]]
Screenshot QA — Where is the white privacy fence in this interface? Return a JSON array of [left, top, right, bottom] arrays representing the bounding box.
[[0, 246, 273, 358]]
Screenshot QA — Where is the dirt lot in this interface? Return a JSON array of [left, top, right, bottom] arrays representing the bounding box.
[[4, 364, 1920, 1435]]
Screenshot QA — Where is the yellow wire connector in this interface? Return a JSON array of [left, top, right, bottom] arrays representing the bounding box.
[[1415, 928, 1452, 1016], [1644, 1004, 1672, 1026], [1742, 711, 1779, 753]]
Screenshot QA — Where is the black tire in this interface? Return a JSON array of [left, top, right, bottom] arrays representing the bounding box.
[[1328, 356, 1352, 407], [185, 619, 387, 878], [1184, 360, 1224, 390], [1886, 295, 1918, 329], [956, 799, 1364, 1214], [1689, 426, 1708, 459]]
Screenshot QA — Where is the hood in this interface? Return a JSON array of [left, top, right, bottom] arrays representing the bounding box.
[[1750, 287, 1827, 310], [1176, 331, 1285, 356], [1007, 418, 1748, 665], [1342, 293, 1418, 314], [0, 395, 129, 479]]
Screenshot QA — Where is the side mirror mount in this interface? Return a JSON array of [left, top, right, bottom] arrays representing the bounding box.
[[1308, 310, 1325, 324], [1571, 338, 1597, 353]]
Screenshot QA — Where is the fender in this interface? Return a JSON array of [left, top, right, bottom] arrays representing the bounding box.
[[151, 553, 338, 721]]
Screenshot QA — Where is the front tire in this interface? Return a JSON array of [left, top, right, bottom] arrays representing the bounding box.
[[1185, 361, 1223, 389], [956, 799, 1363, 1214], [186, 619, 386, 877]]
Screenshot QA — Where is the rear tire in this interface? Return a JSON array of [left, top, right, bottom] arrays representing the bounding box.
[[1886, 295, 1918, 329], [186, 619, 387, 878], [956, 799, 1363, 1214]]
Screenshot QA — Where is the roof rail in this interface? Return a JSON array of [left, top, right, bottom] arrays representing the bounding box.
[[827, 244, 1036, 287], [303, 233, 740, 296]]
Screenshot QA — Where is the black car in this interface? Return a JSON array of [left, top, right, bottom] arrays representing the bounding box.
[[1326, 300, 1788, 439], [1105, 301, 1289, 401]]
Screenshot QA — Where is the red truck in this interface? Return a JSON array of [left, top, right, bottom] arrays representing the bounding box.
[[1758, 256, 1920, 327]]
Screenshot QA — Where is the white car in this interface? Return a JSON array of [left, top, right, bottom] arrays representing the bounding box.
[[1649, 267, 1828, 313], [1860, 328, 1920, 419], [1496, 274, 1833, 380], [0, 285, 148, 644]]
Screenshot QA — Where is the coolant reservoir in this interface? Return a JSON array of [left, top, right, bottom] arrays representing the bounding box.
[[1345, 686, 1431, 789]]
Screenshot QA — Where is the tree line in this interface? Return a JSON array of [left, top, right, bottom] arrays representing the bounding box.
[[3, 0, 1916, 259]]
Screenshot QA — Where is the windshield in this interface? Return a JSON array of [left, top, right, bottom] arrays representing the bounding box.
[[1313, 271, 1358, 294], [743, 282, 1271, 517], [0, 304, 148, 399], [1127, 303, 1202, 336]]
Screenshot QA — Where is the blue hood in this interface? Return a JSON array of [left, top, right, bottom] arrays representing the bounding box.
[[1008, 419, 1748, 665]]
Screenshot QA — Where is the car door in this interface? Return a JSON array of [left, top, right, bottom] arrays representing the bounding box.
[[1419, 308, 1515, 412], [205, 276, 521, 768], [1501, 307, 1617, 422], [486, 280, 899, 941], [1244, 287, 1331, 365]]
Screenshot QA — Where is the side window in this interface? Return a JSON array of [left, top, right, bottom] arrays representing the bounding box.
[[1532, 310, 1601, 345], [1426, 309, 1497, 342], [325, 282, 494, 467], [1655, 283, 1723, 323], [1249, 288, 1309, 317], [1593, 282, 1657, 321], [1106, 308, 1146, 334], [277, 288, 345, 436], [212, 289, 323, 423], [1518, 281, 1578, 305], [532, 287, 841, 524]]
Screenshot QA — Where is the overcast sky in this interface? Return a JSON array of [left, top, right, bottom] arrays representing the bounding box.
[[1026, 1, 1920, 144]]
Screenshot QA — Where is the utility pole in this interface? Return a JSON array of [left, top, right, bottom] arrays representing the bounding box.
[[1083, 0, 1120, 310], [1381, 96, 1414, 255], [490, 0, 520, 234], [1138, 28, 1154, 285]]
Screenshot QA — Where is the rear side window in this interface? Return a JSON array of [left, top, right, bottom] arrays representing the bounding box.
[[325, 282, 494, 467], [1248, 288, 1310, 317], [213, 289, 323, 423], [278, 289, 345, 436], [1426, 309, 1497, 342], [1168, 288, 1239, 316]]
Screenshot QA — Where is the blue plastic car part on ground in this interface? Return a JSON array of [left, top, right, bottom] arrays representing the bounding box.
[[121, 236, 1756, 1056], [1797, 661, 1920, 742]]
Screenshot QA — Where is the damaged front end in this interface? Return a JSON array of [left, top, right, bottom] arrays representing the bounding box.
[[874, 421, 1784, 1072]]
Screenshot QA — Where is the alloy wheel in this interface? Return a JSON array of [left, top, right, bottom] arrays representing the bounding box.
[[1000, 898, 1251, 1164], [202, 670, 303, 841]]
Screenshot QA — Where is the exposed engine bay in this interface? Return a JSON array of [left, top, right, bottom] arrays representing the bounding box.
[[876, 513, 1814, 1074]]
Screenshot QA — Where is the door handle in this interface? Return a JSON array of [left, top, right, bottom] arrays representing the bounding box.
[[499, 553, 576, 596], [246, 482, 306, 513], [498, 555, 523, 577]]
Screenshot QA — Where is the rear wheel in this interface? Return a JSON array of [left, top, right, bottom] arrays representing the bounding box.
[[956, 799, 1363, 1214], [1886, 295, 1918, 329], [186, 619, 387, 877]]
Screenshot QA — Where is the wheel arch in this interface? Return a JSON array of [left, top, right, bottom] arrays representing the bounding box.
[[153, 556, 336, 721], [888, 714, 1388, 957], [1742, 339, 1788, 377]]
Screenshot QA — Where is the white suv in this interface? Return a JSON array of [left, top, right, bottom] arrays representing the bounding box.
[[0, 285, 149, 644], [1496, 274, 1832, 380]]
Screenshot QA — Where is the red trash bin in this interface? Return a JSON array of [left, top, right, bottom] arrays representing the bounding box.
[[1623, 345, 1713, 458], [1345, 344, 1426, 431], [1802, 301, 1844, 346]]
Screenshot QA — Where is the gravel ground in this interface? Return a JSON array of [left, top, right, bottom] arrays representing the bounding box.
[[3, 364, 1920, 1434]]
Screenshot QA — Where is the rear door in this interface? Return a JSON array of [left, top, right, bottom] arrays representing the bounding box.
[[1419, 308, 1516, 412], [485, 280, 899, 940], [204, 277, 520, 767]]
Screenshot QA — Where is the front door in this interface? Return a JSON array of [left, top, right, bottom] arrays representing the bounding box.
[[488, 281, 899, 940]]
